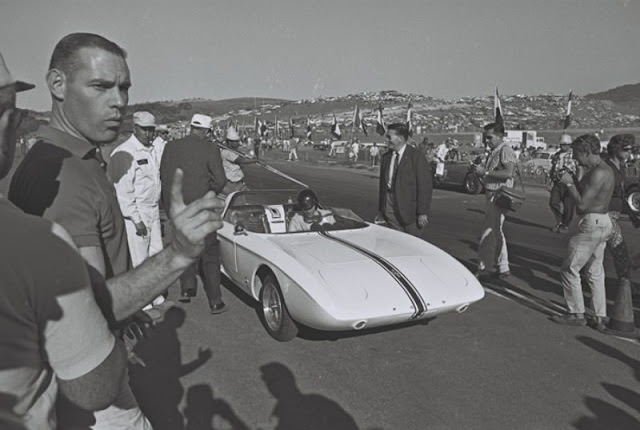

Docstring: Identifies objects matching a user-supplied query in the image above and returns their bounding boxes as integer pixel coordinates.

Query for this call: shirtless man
[551,134,614,328]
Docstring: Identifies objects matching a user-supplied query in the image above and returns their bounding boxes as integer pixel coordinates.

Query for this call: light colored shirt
[370,146,380,157]
[484,142,516,191]
[436,143,449,161]
[220,148,245,182]
[288,209,336,232]
[109,135,163,224]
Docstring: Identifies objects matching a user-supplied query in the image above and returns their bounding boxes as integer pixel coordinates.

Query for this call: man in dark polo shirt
[0,52,127,430]
[160,113,228,313]
[9,33,224,429]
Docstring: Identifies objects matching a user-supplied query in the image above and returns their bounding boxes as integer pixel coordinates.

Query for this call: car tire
[534,166,545,176]
[259,274,298,342]
[463,172,482,194]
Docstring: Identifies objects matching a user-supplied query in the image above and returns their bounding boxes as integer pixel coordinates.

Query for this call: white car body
[218,190,485,333]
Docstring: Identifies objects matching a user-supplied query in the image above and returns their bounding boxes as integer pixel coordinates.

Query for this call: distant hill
[586,83,640,103]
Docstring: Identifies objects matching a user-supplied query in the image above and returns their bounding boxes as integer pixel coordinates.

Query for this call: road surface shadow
[260,362,360,430]
[130,307,212,430]
[183,384,249,430]
[572,336,640,429]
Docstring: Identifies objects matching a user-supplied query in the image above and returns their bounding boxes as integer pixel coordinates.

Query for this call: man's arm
[108,151,143,227]
[80,169,224,321]
[46,224,127,411]
[415,150,432,217]
[562,169,607,212]
[208,145,227,193]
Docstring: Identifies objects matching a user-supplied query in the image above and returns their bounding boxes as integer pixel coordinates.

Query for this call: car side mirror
[234,223,248,236]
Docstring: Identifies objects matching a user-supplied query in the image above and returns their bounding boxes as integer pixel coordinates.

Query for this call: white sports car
[218,189,485,341]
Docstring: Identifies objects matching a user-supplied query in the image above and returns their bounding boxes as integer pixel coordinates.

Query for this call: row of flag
[492,87,572,131]
[243,90,573,140]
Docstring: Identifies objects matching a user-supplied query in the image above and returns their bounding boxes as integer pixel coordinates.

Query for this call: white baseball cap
[226,126,240,141]
[559,133,572,145]
[133,111,156,128]
[191,114,213,129]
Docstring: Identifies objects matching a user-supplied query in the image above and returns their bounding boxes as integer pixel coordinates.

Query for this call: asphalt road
[123,160,640,430]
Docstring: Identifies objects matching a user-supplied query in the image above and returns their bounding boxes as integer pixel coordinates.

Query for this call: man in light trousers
[551,134,614,328]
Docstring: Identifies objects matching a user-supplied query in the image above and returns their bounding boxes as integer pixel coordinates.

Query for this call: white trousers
[478,191,509,273]
[124,211,163,267]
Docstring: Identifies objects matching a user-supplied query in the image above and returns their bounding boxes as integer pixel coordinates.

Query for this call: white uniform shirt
[436,143,449,161]
[288,209,336,232]
[108,135,162,224]
[221,148,245,182]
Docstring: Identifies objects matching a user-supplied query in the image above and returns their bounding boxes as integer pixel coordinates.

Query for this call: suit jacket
[378,144,433,226]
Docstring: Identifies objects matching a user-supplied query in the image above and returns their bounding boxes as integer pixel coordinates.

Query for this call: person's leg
[549,183,563,226]
[561,185,575,227]
[559,217,605,315]
[201,233,223,308]
[180,262,198,298]
[478,193,496,273]
[584,240,608,318]
[607,214,631,280]
[492,201,510,274]
[124,219,149,268]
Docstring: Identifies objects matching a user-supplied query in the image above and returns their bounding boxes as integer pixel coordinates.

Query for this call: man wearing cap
[108,112,166,309]
[8,33,224,429]
[220,126,257,197]
[160,113,228,313]
[0,53,131,430]
[549,133,577,233]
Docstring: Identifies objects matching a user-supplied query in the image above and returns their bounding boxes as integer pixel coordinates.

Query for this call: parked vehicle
[433,147,486,194]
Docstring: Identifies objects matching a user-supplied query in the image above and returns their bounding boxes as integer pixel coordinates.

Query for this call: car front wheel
[260,274,298,342]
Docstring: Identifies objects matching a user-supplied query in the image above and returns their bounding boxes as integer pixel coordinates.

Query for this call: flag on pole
[375,105,386,136]
[494,87,504,131]
[406,102,414,136]
[259,120,268,137]
[289,117,294,138]
[275,115,279,138]
[563,90,573,130]
[360,111,368,136]
[306,117,313,139]
[352,105,361,130]
[331,114,342,139]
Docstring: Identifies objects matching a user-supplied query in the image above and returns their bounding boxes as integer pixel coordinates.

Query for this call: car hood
[266,226,483,314]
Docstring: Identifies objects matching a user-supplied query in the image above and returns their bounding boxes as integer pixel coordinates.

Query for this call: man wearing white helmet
[108,111,166,311]
[549,133,577,232]
[220,126,257,197]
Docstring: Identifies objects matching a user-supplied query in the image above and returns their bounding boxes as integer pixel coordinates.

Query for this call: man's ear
[46,68,66,101]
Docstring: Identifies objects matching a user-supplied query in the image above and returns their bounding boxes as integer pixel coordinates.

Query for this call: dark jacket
[378,144,433,225]
[603,156,626,213]
[160,134,226,211]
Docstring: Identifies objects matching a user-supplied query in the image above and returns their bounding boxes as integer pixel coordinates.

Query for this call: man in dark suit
[375,123,432,237]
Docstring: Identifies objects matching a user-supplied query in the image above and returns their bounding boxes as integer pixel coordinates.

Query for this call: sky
[2,0,639,111]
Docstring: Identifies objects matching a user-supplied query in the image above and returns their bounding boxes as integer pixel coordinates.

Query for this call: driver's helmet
[297,189,318,211]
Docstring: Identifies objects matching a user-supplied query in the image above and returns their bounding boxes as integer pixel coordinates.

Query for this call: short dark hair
[483,122,505,135]
[607,134,636,155]
[572,134,601,155]
[386,123,409,140]
[49,33,127,79]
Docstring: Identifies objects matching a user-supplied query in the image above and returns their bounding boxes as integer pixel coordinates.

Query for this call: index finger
[170,168,185,211]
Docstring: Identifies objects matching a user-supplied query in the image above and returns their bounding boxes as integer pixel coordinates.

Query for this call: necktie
[387,151,398,190]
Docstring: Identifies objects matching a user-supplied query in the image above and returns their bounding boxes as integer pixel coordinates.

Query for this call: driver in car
[288,189,336,232]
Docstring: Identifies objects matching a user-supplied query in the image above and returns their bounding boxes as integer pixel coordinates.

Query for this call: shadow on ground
[572,336,640,429]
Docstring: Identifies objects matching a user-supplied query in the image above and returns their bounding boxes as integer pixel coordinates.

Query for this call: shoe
[475,270,492,281]
[179,290,196,303]
[493,271,512,280]
[588,316,608,332]
[550,313,587,326]
[558,224,569,233]
[551,223,561,233]
[210,302,228,314]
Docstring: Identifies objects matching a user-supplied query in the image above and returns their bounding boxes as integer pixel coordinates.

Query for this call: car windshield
[224,190,368,234]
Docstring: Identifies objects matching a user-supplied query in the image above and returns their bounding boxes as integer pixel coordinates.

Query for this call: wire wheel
[259,274,298,341]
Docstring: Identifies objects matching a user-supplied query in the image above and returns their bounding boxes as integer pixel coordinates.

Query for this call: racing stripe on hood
[319,230,427,318]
